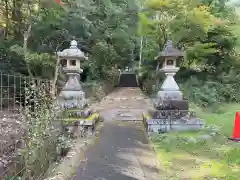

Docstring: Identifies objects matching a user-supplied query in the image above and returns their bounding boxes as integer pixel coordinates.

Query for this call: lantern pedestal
[143,40,205,135]
[57,40,99,138]
[157,69,182,101]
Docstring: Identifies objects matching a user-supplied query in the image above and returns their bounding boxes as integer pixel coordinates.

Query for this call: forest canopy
[0,0,240,106]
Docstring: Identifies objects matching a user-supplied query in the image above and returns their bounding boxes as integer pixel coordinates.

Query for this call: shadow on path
[73,121,159,180]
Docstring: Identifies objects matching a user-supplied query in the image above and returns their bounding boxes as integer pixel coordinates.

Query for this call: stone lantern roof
[155,40,184,67]
[57,40,87,60]
[158,40,183,57]
[155,40,183,62]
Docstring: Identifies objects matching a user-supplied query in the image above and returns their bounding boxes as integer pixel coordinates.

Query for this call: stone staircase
[117,72,138,87]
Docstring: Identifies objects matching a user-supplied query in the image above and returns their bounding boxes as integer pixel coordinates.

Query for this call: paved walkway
[73,88,159,180]
[94,88,152,121]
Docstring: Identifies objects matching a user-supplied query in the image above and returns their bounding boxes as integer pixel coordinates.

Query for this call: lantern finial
[166,40,173,48]
[70,40,78,48]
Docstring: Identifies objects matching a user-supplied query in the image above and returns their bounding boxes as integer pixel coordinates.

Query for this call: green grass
[151,103,240,180]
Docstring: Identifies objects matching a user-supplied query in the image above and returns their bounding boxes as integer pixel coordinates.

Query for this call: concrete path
[73,88,159,180]
[94,88,152,121]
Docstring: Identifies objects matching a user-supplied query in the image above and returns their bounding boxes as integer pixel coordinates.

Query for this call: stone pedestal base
[154,99,189,112]
[143,112,205,134]
[157,90,182,101]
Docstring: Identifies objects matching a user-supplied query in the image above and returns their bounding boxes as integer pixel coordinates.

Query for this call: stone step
[117,117,142,121]
[98,109,146,121]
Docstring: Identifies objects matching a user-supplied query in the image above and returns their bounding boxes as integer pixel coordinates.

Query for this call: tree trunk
[23,25,33,77]
[12,0,23,40]
[4,0,9,38]
[51,56,61,95]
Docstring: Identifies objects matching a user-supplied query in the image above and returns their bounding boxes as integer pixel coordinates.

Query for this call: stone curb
[43,142,87,180]
[143,127,161,171]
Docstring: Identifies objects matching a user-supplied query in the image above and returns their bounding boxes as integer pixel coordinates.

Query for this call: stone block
[146,116,205,134]
[0,162,5,176]
[170,100,189,110]
[157,90,182,101]
[154,99,189,114]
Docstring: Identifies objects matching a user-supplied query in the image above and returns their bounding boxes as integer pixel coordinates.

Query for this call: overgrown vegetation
[151,103,240,179]
[18,81,65,179]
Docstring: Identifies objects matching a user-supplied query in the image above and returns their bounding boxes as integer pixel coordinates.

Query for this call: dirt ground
[0,108,26,175]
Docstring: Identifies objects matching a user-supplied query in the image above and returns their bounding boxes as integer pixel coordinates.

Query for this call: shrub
[180,71,240,107]
[17,80,66,179]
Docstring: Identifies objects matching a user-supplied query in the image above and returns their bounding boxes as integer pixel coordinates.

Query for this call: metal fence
[0,72,57,180]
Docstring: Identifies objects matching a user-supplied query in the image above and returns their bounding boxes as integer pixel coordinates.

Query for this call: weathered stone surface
[92,88,151,121]
[154,40,190,120]
[0,161,5,176]
[58,40,88,110]
[146,116,205,134]
[149,39,204,133]
[57,40,86,60]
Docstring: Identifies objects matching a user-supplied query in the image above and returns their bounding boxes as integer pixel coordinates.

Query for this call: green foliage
[201,0,237,20]
[181,70,240,107]
[0,0,139,81]
[150,104,240,179]
[184,42,217,67]
[138,0,240,108]
[181,77,222,107]
[17,81,66,178]
[232,7,240,52]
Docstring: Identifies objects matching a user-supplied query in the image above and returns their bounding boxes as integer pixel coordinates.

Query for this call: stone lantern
[143,40,205,134]
[56,40,100,137]
[57,40,87,109]
[155,40,188,110]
